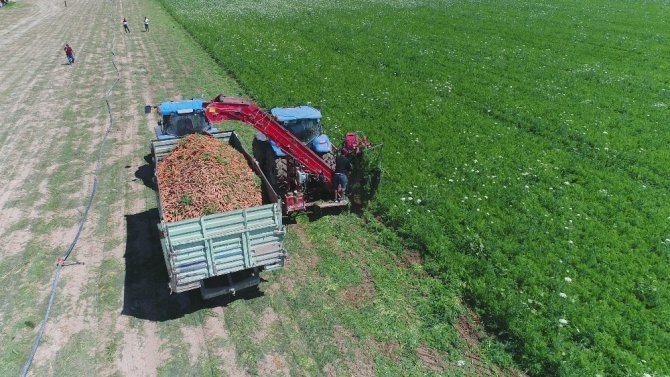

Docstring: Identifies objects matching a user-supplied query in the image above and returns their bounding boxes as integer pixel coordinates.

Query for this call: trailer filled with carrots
[151,131,285,299]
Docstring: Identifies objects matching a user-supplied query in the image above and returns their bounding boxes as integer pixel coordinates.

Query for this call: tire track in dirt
[27,0,166,372]
[13,0,123,373]
[0,1,139,375]
[0,0,70,223]
[101,1,242,375]
[94,1,170,375]
[52,0,211,374]
[115,2,177,376]
[0,0,102,238]
[0,0,115,336]
[0,0,58,48]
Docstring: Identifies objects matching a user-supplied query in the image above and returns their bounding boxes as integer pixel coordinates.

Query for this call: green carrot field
[159,0,669,375]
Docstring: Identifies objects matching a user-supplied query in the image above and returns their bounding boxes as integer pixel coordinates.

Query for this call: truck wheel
[322,152,336,170]
[266,155,288,196]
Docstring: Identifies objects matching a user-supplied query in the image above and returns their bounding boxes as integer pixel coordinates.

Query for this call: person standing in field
[122,17,130,33]
[64,43,75,64]
[144,17,149,32]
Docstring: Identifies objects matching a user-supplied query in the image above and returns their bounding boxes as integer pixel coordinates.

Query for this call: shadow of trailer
[151,131,286,299]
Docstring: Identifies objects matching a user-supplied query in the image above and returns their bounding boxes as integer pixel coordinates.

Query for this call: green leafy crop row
[158,0,670,375]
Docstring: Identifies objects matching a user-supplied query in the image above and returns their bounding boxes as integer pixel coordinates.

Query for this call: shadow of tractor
[130,154,156,191]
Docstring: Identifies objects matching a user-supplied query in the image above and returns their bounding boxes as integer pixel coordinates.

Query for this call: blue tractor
[148,98,219,139]
[147,96,382,211]
[252,106,336,196]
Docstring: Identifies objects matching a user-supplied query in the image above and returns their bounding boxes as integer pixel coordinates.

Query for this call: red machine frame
[204,96,337,213]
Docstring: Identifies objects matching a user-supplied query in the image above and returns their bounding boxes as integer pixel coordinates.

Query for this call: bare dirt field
[0,0,520,376]
[0,0,247,375]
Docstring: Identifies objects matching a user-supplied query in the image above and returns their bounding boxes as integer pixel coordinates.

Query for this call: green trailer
[151,131,286,299]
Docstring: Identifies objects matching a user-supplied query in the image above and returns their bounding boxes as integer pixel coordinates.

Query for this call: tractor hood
[271,106,321,122]
[159,98,205,116]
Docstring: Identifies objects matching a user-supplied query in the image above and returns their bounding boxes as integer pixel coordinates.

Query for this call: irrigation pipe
[20,1,120,375]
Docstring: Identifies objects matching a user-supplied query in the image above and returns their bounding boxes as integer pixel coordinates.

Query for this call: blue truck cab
[154,98,219,139]
[259,106,332,157]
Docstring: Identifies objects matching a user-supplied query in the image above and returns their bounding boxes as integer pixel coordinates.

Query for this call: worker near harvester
[334,151,351,202]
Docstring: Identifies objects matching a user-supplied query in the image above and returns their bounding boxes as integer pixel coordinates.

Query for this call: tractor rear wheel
[266,154,288,196]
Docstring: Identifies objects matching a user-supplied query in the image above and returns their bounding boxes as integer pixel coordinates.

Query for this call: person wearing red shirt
[64,44,75,64]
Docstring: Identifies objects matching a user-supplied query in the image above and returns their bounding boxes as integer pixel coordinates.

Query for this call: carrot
[157,134,263,222]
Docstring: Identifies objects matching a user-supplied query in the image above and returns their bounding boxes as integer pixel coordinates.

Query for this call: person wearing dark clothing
[122,18,130,33]
[144,17,149,32]
[64,44,74,64]
[334,153,351,201]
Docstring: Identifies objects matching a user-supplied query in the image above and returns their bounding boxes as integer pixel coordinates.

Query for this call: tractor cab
[252,105,336,200]
[269,106,332,155]
[151,98,218,139]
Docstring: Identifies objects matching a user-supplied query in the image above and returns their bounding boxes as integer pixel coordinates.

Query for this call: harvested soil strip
[157,134,262,222]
